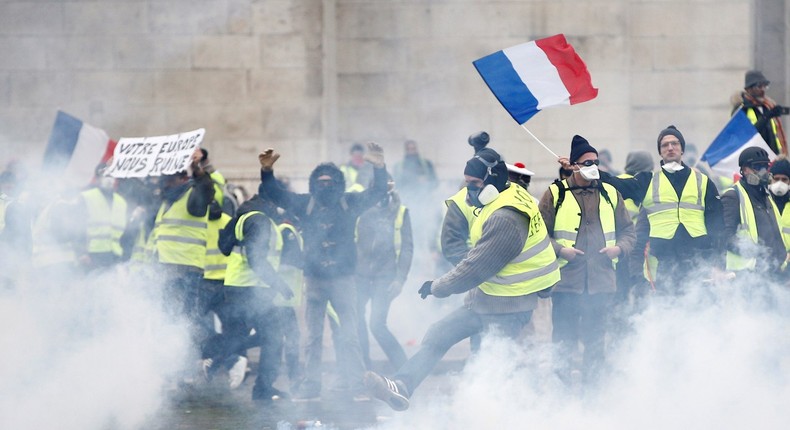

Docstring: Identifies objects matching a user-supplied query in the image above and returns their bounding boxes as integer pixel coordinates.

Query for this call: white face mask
[662,161,685,173]
[578,165,600,181]
[769,180,789,196]
[98,176,115,191]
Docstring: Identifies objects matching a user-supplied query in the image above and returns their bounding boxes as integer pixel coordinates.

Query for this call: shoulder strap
[552,179,567,213]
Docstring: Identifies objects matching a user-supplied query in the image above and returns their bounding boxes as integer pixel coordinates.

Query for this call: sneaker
[252,386,289,402]
[363,371,409,411]
[201,358,214,381]
[291,381,321,402]
[228,356,248,389]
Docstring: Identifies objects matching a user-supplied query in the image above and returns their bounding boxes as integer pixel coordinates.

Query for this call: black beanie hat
[569,135,597,163]
[656,125,686,154]
[464,148,508,191]
[770,156,790,177]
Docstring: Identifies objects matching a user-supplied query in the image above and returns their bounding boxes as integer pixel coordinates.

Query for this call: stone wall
[0,0,780,193]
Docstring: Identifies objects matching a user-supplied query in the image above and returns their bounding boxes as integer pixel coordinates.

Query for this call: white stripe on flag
[503,42,570,110]
[710,134,774,179]
[64,122,110,185]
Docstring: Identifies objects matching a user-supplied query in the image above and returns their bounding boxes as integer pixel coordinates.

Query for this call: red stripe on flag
[535,34,598,105]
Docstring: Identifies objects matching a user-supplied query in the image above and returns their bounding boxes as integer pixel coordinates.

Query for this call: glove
[258,148,281,171]
[537,286,553,299]
[364,142,385,168]
[418,280,433,299]
[387,281,403,301]
[277,285,295,301]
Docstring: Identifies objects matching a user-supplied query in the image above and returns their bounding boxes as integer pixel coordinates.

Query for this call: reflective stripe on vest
[469,184,559,296]
[394,205,406,261]
[81,188,127,256]
[642,169,708,239]
[153,188,208,269]
[203,213,232,280]
[224,211,283,288]
[746,107,783,154]
[549,179,619,269]
[726,183,782,271]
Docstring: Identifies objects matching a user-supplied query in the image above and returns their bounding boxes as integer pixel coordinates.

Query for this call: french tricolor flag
[473,34,598,124]
[701,110,775,178]
[43,111,116,185]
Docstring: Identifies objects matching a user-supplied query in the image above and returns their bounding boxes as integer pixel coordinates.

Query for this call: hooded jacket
[259,162,387,278]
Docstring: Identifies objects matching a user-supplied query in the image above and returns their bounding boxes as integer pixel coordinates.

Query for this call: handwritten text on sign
[106,129,204,178]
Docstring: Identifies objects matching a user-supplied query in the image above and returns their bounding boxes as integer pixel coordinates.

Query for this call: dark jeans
[551,291,613,383]
[356,276,407,371]
[275,306,301,385]
[394,306,532,394]
[302,275,366,390]
[204,287,284,395]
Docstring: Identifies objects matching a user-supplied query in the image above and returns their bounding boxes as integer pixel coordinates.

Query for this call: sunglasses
[574,159,600,167]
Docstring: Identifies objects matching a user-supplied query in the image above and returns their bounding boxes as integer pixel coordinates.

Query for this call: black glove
[768,105,784,118]
[418,281,433,299]
[537,286,553,299]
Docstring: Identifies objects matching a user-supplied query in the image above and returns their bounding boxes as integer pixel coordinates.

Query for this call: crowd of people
[1,69,789,412]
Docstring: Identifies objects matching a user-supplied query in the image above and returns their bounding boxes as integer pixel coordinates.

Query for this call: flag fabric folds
[473,34,598,124]
[43,110,115,185]
[701,110,775,178]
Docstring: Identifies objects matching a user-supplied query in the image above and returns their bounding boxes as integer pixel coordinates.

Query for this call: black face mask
[314,182,342,205]
[466,184,484,208]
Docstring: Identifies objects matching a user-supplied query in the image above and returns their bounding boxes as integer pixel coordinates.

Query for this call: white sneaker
[228,356,248,389]
[201,358,214,381]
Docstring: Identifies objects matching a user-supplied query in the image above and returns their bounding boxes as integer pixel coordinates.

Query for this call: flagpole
[520,124,559,158]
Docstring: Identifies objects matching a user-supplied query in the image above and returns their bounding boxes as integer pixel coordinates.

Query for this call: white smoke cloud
[373,280,790,429]
[0,267,191,430]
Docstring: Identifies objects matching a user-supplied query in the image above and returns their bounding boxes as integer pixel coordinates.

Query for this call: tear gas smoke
[0,267,192,430]
[373,273,790,430]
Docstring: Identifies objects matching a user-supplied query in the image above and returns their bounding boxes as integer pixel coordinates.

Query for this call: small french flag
[701,110,775,178]
[473,34,598,124]
[43,111,115,185]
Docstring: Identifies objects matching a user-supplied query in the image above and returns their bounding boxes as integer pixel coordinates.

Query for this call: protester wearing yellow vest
[542,135,636,386]
[768,157,790,256]
[339,143,373,192]
[734,70,788,156]
[355,185,413,370]
[720,148,786,276]
[202,194,294,401]
[153,165,214,357]
[76,173,130,271]
[365,148,558,412]
[634,125,725,293]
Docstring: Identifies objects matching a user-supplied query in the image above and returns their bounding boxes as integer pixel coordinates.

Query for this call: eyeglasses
[574,159,600,167]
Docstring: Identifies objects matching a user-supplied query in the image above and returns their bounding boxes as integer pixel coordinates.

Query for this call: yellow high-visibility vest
[81,188,127,256]
[153,189,208,269]
[549,179,619,269]
[642,169,708,239]
[745,107,784,154]
[469,184,559,296]
[616,173,641,221]
[203,212,232,280]
[224,211,283,287]
[274,222,304,307]
[726,182,782,271]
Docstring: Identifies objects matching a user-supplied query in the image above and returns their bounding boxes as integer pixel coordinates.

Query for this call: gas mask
[745,167,771,186]
[466,183,499,208]
[661,161,685,173]
[769,180,789,196]
[578,164,600,181]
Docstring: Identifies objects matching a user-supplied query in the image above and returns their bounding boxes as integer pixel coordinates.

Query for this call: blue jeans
[356,276,407,370]
[394,306,532,394]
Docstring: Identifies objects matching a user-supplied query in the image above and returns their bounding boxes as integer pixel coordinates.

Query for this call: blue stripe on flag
[473,50,540,124]
[43,111,83,172]
[701,111,758,167]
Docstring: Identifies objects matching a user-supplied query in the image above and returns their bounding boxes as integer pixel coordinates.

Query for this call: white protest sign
[106,128,205,178]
